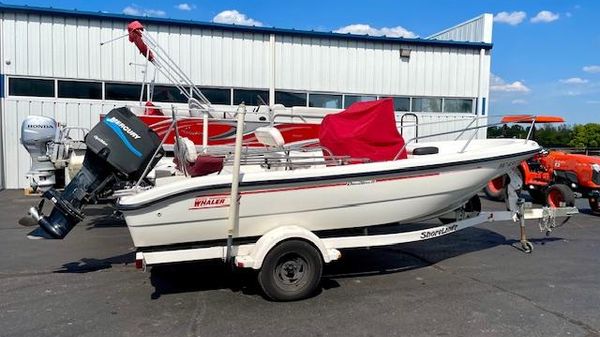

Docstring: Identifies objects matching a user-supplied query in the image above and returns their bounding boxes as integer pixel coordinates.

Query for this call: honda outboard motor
[20,116,60,191]
[28,107,163,239]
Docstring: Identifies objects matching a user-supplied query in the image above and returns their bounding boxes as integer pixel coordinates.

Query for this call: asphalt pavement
[0,189,599,337]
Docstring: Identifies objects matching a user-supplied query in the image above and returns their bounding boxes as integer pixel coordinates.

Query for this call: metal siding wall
[428,14,492,43]
[0,101,4,190]
[275,39,480,97]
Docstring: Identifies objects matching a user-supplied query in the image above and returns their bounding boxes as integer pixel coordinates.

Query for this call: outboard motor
[20,116,60,191]
[27,107,163,239]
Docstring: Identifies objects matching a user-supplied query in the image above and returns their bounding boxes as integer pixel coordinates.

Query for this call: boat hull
[119,139,540,249]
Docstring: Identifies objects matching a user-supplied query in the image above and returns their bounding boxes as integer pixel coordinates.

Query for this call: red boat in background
[136,114,321,147]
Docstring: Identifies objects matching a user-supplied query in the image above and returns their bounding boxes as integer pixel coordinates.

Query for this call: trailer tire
[258,240,323,301]
[545,184,575,208]
[484,175,507,201]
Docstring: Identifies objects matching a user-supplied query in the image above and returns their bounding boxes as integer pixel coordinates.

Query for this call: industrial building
[0,4,493,189]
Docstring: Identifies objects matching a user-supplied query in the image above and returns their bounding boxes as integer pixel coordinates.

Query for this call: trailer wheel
[545,184,575,208]
[589,197,600,214]
[258,240,323,301]
[528,189,546,204]
[484,175,507,201]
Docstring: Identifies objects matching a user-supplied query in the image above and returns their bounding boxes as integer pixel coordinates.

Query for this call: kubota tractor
[484,115,600,214]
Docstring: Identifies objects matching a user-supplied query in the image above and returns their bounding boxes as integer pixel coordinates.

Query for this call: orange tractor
[484,116,600,213]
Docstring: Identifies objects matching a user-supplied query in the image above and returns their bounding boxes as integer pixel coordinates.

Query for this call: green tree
[568,124,600,148]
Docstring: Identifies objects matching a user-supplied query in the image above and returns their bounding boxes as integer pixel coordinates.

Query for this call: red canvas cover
[318,98,407,162]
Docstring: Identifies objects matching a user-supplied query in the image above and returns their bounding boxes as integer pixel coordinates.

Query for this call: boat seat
[412,147,439,155]
[255,126,285,147]
[175,137,224,177]
[178,137,198,163]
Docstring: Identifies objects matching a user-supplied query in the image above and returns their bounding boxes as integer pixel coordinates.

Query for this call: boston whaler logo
[420,224,458,239]
[190,195,231,209]
[105,117,141,139]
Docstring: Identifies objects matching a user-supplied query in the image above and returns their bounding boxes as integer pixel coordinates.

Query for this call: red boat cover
[127,21,155,62]
[318,98,407,162]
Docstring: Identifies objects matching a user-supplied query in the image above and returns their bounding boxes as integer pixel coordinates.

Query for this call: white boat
[119,138,540,249]
[25,99,578,301]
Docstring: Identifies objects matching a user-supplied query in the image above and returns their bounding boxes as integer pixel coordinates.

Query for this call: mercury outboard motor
[20,116,60,191]
[27,107,163,239]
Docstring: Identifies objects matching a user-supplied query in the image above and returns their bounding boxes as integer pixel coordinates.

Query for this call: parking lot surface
[0,189,599,337]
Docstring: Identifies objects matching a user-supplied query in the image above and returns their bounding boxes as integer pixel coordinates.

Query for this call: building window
[8,78,54,97]
[444,98,473,113]
[344,95,376,108]
[412,97,442,112]
[105,83,146,101]
[152,85,188,103]
[196,88,231,105]
[309,93,342,109]
[233,89,269,106]
[57,80,102,99]
[381,96,410,112]
[275,91,307,107]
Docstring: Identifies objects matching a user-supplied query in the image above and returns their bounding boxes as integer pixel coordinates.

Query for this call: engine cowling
[27,107,164,239]
[20,116,60,191]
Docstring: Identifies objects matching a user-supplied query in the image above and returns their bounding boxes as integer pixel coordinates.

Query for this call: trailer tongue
[27,107,163,239]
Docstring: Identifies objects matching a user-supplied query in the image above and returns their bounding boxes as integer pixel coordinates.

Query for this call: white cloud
[583,65,600,73]
[213,10,262,26]
[122,5,166,17]
[176,3,193,11]
[512,99,528,104]
[566,12,573,18]
[493,11,527,26]
[531,10,559,23]
[122,6,140,15]
[490,74,531,92]
[560,77,588,84]
[334,24,417,38]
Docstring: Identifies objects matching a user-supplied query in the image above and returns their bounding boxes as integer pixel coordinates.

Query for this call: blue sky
[4,0,600,123]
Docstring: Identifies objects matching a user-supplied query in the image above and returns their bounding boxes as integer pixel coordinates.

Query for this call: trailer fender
[234,225,341,269]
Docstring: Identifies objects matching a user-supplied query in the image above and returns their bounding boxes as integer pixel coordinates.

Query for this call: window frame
[275,90,308,107]
[308,92,343,109]
[232,88,270,106]
[7,77,56,98]
[57,79,103,100]
[442,97,475,114]
[104,82,147,102]
[195,87,232,105]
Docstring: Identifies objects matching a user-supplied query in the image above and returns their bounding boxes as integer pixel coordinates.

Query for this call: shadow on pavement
[55,252,135,273]
[85,212,127,230]
[54,227,566,299]
[147,227,566,299]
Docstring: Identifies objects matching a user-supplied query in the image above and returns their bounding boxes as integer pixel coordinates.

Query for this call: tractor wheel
[484,175,507,201]
[545,184,575,208]
[528,189,546,204]
[589,197,600,214]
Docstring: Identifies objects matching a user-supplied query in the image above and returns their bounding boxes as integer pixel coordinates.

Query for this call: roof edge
[0,3,493,50]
